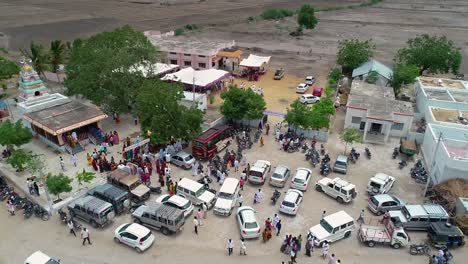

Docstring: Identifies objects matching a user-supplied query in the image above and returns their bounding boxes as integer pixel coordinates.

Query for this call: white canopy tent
[239,54,271,68]
[129,62,179,77]
[161,67,229,88]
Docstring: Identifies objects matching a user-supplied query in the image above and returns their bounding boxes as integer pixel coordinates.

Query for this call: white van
[214,178,240,216]
[389,204,449,231]
[176,178,216,209]
[24,251,60,264]
[309,210,355,246]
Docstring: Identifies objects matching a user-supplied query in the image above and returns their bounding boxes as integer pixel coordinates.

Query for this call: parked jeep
[107,169,150,202]
[88,183,131,214]
[67,195,115,228]
[315,177,357,203]
[132,203,185,235]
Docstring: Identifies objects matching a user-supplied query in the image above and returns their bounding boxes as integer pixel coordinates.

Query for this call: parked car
[299,94,321,104]
[296,83,309,93]
[107,169,150,202]
[88,183,130,214]
[389,204,449,231]
[358,218,409,248]
[312,86,323,97]
[290,167,312,191]
[214,178,240,216]
[171,151,196,169]
[24,251,60,264]
[274,68,285,80]
[67,195,115,228]
[114,223,155,253]
[236,206,261,239]
[428,222,465,248]
[368,194,405,215]
[309,210,355,246]
[248,160,271,185]
[333,155,348,174]
[132,203,185,235]
[315,177,357,203]
[155,194,193,218]
[305,76,315,85]
[269,165,291,188]
[176,178,216,208]
[367,173,395,195]
[279,189,303,216]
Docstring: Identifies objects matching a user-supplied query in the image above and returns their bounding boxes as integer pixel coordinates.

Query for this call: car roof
[25,251,51,264]
[371,173,392,184]
[126,223,151,237]
[301,94,315,98]
[430,222,464,236]
[324,210,354,227]
[294,168,311,180]
[336,155,348,162]
[284,189,303,203]
[332,178,355,190]
[238,206,256,222]
[168,195,190,205]
[274,165,289,175]
[306,76,314,79]
[71,195,111,212]
[178,178,203,191]
[251,160,270,171]
[298,83,306,86]
[405,204,448,217]
[174,151,191,158]
[219,178,239,194]
[89,183,127,199]
[373,194,395,203]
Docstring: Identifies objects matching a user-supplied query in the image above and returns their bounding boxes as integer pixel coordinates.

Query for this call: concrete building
[421,123,468,184]
[345,80,414,144]
[415,77,468,114]
[145,31,240,71]
[352,59,393,87]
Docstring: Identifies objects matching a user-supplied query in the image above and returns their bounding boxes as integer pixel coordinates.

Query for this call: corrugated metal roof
[352,59,393,80]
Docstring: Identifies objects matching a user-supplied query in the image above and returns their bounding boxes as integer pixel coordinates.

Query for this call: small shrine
[18,59,48,101]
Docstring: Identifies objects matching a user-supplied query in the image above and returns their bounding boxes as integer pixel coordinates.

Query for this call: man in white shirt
[81,228,91,245]
[240,238,247,255]
[227,239,234,255]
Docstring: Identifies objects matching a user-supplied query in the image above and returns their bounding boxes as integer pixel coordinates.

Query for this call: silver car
[269,165,291,187]
[368,194,405,215]
[333,155,348,174]
[171,151,195,169]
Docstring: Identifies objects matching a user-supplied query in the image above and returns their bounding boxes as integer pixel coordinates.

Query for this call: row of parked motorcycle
[0,176,50,221]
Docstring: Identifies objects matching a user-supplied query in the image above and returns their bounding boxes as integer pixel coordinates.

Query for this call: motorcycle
[399,160,408,169]
[33,204,50,221]
[58,209,68,224]
[409,242,430,256]
[23,202,34,219]
[365,147,371,159]
[392,147,399,159]
[321,154,331,164]
[271,189,281,205]
[348,153,356,164]
[301,143,309,153]
[351,148,360,160]
[320,163,330,176]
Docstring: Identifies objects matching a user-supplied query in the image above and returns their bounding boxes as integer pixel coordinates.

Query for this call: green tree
[20,41,49,76]
[284,100,313,129]
[309,98,335,129]
[339,128,361,154]
[390,63,419,96]
[65,26,158,114]
[7,149,33,171]
[328,68,342,83]
[0,120,33,148]
[337,39,375,76]
[136,80,203,144]
[76,169,96,185]
[45,173,73,199]
[245,89,267,121]
[396,34,462,75]
[220,86,249,121]
[49,40,67,82]
[297,4,318,30]
[365,70,379,84]
[0,56,20,81]
[25,155,45,178]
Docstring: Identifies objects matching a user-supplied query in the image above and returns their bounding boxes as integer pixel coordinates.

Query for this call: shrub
[174,28,184,36]
[261,9,294,20]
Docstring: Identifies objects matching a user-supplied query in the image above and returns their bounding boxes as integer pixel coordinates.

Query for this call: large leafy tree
[245,89,267,121]
[284,100,313,129]
[390,63,419,96]
[46,173,73,199]
[0,56,20,81]
[65,26,158,114]
[136,80,203,144]
[0,120,33,148]
[20,41,49,76]
[7,149,33,172]
[337,39,375,76]
[220,86,267,122]
[396,34,462,75]
[340,128,361,154]
[297,4,318,30]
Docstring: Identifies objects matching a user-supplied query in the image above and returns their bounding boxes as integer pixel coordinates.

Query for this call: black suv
[88,183,130,214]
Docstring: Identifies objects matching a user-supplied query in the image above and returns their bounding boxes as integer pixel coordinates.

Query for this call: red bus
[192,125,231,160]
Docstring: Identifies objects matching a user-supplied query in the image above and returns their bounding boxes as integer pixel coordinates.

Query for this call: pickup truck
[358,218,409,249]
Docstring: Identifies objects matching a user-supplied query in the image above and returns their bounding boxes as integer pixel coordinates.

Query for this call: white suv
[114,223,155,253]
[279,189,303,216]
[299,94,320,104]
[296,83,309,93]
[155,194,193,218]
[248,160,271,184]
[309,210,355,246]
[367,173,395,195]
[315,177,357,203]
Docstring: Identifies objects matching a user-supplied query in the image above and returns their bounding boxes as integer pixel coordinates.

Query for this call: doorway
[370,123,382,134]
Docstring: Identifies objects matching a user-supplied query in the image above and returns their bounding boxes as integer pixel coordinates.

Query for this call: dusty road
[2,111,467,264]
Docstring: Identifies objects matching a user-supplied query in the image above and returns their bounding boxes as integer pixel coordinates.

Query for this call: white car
[315,177,357,203]
[236,206,261,239]
[296,83,309,93]
[290,167,312,191]
[24,251,60,264]
[367,173,395,195]
[299,94,321,104]
[171,151,195,169]
[309,210,355,246]
[279,189,303,216]
[155,194,193,218]
[114,223,155,253]
[248,160,271,184]
[269,165,291,188]
[305,76,315,85]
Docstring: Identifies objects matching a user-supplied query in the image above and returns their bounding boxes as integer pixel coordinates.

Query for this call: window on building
[169,52,177,55]
[170,60,177,65]
[198,63,206,68]
[184,61,192,66]
[351,116,361,124]
[212,62,215,67]
[392,122,404,131]
[198,55,206,58]
[184,53,191,56]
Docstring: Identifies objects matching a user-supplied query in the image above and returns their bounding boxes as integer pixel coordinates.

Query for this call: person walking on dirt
[238,193,244,207]
[68,220,76,237]
[240,238,247,255]
[81,228,91,245]
[197,208,204,226]
[193,216,198,235]
[265,123,270,135]
[260,137,264,147]
[357,209,365,223]
[276,220,282,236]
[33,181,40,196]
[227,238,234,255]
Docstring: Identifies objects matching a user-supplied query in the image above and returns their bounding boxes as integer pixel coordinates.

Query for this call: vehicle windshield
[47,260,61,264]
[141,231,152,242]
[250,170,263,177]
[101,207,113,218]
[370,196,379,206]
[184,155,194,161]
[370,181,381,188]
[119,223,130,233]
[129,181,140,190]
[335,161,346,167]
[402,206,411,219]
[320,219,334,233]
[245,222,258,229]
[195,188,205,198]
[294,178,305,184]
[218,192,234,199]
[175,213,184,225]
[282,201,295,208]
[272,173,283,180]
[181,201,192,210]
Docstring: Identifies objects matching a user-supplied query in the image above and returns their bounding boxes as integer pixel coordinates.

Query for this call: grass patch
[261,9,294,20]
[318,0,384,12]
[174,24,199,36]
